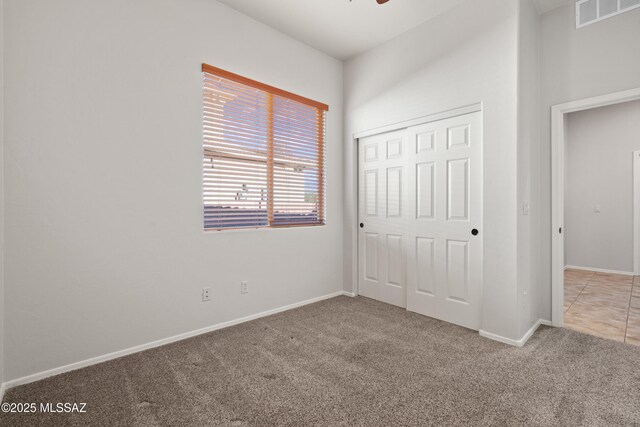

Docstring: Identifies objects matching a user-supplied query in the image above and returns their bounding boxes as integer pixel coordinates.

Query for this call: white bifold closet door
[405,112,482,330]
[358,129,407,308]
[358,112,482,330]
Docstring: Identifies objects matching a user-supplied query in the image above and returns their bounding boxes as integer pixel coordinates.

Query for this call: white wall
[344,0,522,340]
[517,0,541,336]
[539,3,640,319]
[564,100,640,273]
[3,0,344,382]
[0,0,5,390]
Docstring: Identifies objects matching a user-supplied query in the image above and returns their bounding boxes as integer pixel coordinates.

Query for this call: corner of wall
[516,0,543,339]
[339,59,352,296]
[0,0,5,395]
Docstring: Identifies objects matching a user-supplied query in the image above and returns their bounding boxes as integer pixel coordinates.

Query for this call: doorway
[551,88,640,344]
[357,110,483,330]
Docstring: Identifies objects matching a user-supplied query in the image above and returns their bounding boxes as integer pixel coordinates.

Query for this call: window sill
[204,223,326,234]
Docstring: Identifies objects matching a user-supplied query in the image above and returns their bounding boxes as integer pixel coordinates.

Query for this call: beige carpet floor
[2,296,640,426]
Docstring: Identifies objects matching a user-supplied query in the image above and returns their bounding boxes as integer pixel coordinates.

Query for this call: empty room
[562,100,640,343]
[0,0,639,426]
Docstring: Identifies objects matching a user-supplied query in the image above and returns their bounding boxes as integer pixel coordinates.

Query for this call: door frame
[551,87,640,327]
[351,103,482,298]
[634,150,640,276]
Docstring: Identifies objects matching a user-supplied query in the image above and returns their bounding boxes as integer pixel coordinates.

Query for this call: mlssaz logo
[40,403,87,413]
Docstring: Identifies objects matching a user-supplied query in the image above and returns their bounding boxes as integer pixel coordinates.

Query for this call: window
[576,0,640,28]
[202,64,328,230]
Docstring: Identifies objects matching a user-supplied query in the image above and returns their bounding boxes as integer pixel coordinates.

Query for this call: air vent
[577,0,640,28]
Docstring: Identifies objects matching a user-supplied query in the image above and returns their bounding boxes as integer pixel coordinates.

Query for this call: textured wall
[3,0,344,381]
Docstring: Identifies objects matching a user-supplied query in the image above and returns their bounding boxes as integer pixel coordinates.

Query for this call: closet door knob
[360,223,364,228]
[471,229,479,236]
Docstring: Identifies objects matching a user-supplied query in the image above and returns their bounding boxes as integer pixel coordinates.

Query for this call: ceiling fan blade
[377,0,390,4]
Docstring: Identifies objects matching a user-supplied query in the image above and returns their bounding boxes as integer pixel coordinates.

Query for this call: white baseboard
[342,291,356,297]
[480,318,552,347]
[0,383,5,403]
[564,265,635,276]
[3,290,351,391]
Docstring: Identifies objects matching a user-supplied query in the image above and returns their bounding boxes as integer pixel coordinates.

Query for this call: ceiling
[533,0,573,14]
[216,0,572,61]
[216,0,469,60]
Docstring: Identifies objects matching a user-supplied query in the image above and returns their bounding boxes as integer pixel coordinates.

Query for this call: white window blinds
[202,64,328,230]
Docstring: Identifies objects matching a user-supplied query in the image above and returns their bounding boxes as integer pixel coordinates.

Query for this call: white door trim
[551,87,640,327]
[634,150,640,276]
[351,104,482,299]
[354,103,482,140]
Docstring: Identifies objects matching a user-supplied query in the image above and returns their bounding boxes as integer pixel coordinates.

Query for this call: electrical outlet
[241,281,249,294]
[202,287,211,302]
[522,291,527,307]
[522,201,530,216]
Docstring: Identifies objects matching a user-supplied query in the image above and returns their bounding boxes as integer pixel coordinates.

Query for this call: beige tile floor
[564,268,640,345]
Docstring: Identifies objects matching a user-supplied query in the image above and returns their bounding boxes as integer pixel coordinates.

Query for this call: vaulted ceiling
[216,0,468,60]
[216,0,572,60]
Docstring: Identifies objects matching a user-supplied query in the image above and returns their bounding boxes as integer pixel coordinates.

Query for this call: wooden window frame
[202,64,328,231]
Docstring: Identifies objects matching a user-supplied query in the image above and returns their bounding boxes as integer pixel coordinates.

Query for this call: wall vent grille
[576,0,640,28]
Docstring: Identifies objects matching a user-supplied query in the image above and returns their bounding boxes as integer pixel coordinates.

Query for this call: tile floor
[564,268,640,345]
